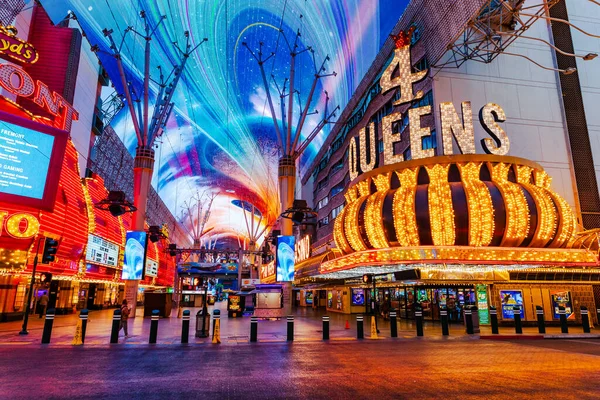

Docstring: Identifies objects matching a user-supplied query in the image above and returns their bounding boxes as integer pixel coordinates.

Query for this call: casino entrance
[370,284,476,323]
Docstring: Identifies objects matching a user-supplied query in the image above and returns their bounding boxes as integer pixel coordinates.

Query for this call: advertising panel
[276,235,295,282]
[85,234,119,268]
[0,111,67,211]
[145,258,158,277]
[122,231,148,280]
[550,290,574,320]
[476,284,490,324]
[305,291,313,305]
[499,290,524,319]
[351,288,365,306]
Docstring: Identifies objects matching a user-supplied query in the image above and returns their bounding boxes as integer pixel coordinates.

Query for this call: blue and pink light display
[40,0,408,243]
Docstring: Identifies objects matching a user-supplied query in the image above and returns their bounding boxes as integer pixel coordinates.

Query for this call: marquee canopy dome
[334,154,578,255]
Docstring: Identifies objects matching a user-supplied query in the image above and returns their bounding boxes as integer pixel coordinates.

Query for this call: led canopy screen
[276,235,295,282]
[0,111,67,211]
[122,231,148,280]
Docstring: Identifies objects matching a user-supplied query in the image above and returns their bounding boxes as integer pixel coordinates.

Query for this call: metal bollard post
[597,308,600,329]
[212,310,221,344]
[41,308,55,344]
[490,306,499,334]
[559,306,568,334]
[250,316,258,342]
[465,308,474,335]
[322,316,330,340]
[181,310,190,344]
[535,306,545,334]
[390,311,398,338]
[513,306,523,334]
[80,309,89,344]
[440,308,449,336]
[287,315,294,342]
[357,315,364,339]
[110,309,121,344]
[149,309,159,344]
[581,306,590,334]
[415,310,423,337]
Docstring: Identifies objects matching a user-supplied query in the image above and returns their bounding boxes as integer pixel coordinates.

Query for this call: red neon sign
[0,63,78,132]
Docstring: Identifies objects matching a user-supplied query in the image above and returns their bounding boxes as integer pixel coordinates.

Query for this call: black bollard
[415,310,423,337]
[322,316,330,340]
[559,306,568,334]
[597,308,600,329]
[80,309,89,344]
[181,310,190,344]
[250,316,258,342]
[41,308,55,344]
[513,306,523,334]
[581,306,590,334]
[535,305,545,334]
[390,311,398,338]
[490,306,499,334]
[440,308,449,336]
[149,309,159,344]
[465,308,474,335]
[110,309,121,344]
[357,315,364,339]
[287,315,294,341]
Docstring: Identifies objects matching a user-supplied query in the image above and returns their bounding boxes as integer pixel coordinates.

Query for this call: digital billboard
[85,234,119,268]
[351,289,365,306]
[276,235,295,282]
[0,111,67,211]
[122,231,148,280]
[499,290,524,319]
[145,258,158,277]
[550,290,574,320]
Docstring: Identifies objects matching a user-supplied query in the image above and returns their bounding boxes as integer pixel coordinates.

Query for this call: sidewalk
[1,302,598,346]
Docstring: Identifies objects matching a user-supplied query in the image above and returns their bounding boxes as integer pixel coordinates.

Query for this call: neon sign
[0,210,40,239]
[0,26,39,65]
[349,29,510,180]
[0,62,79,132]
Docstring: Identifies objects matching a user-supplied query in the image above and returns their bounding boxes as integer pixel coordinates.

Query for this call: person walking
[119,299,130,338]
[38,292,49,319]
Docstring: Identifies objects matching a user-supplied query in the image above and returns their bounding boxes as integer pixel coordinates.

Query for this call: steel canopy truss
[434,0,563,71]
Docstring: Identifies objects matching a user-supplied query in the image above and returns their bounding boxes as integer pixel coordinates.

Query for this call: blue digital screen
[499,290,524,319]
[0,121,54,199]
[276,235,295,282]
[352,289,365,306]
[122,231,148,280]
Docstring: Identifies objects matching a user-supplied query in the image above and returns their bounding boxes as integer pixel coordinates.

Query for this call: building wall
[567,0,600,212]
[432,5,578,210]
[68,19,100,176]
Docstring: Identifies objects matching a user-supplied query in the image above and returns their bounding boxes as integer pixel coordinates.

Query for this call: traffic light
[41,238,59,264]
[362,274,373,284]
[39,272,53,283]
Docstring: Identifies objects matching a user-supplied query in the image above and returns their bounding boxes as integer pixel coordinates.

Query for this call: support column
[278,156,295,315]
[126,146,155,320]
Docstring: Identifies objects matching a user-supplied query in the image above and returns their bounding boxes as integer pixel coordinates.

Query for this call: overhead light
[226,189,236,193]
[583,53,598,61]
[95,191,136,217]
[563,67,577,75]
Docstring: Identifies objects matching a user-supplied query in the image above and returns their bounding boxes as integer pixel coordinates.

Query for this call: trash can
[196,309,210,338]
[463,305,480,333]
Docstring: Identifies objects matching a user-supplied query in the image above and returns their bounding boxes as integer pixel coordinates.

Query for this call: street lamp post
[244,29,338,313]
[19,237,44,335]
[96,13,207,317]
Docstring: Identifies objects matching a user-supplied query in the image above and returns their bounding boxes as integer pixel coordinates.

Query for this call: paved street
[1,339,599,399]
